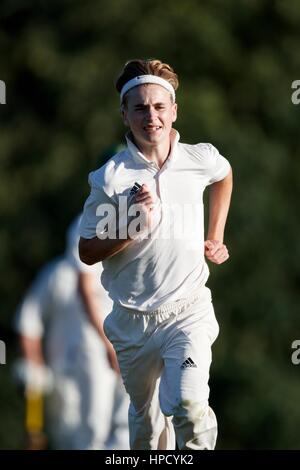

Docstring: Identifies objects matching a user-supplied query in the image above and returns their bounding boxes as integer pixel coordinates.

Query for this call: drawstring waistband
[121,287,211,317]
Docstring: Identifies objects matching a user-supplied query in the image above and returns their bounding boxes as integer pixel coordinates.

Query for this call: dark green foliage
[0,0,299,449]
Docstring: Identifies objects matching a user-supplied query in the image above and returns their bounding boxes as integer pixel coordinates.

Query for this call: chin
[144,132,164,143]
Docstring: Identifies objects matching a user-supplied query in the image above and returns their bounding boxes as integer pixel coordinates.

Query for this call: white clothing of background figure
[15,216,129,450]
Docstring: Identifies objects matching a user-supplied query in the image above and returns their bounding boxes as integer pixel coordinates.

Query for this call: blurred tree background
[0,0,300,449]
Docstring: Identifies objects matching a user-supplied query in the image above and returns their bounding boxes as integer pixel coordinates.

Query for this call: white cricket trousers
[104,286,219,450]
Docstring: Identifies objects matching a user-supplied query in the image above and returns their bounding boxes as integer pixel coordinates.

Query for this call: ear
[172,102,178,123]
[121,105,129,127]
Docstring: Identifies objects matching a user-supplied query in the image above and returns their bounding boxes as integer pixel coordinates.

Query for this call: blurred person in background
[14,215,130,450]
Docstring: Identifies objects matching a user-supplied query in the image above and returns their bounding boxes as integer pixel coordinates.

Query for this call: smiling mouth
[143,126,162,132]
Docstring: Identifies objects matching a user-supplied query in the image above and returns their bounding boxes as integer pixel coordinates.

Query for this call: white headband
[120,75,176,103]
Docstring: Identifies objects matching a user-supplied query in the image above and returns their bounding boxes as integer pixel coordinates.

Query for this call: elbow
[78,238,98,265]
[79,253,96,265]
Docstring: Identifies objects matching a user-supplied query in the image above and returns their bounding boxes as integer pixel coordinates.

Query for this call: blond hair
[116,59,179,104]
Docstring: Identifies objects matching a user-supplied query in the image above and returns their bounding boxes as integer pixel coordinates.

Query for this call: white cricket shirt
[79,130,231,311]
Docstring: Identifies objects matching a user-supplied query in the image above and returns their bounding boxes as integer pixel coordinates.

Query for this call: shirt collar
[125,129,180,169]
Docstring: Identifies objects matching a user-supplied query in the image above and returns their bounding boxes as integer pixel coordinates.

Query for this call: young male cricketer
[79,59,233,450]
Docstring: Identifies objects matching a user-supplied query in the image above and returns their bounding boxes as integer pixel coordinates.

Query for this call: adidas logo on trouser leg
[180,357,197,369]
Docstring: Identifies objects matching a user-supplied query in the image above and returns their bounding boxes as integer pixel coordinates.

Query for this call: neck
[144,140,171,169]
[131,132,173,169]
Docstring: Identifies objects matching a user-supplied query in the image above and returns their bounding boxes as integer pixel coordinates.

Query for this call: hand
[13,359,54,393]
[204,240,229,265]
[105,341,120,374]
[128,184,156,238]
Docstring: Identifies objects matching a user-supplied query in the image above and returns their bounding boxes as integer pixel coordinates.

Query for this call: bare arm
[78,271,120,373]
[79,184,154,265]
[205,169,233,264]
[20,335,44,366]
[79,236,133,265]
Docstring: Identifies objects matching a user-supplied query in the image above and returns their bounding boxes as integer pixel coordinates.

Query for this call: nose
[145,106,157,120]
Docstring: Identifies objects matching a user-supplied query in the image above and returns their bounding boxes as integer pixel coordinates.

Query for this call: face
[122,84,177,150]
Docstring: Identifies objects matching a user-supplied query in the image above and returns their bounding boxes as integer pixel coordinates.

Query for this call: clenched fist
[204,240,229,265]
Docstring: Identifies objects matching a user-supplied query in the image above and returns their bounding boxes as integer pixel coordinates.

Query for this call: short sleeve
[193,143,231,185]
[209,144,231,184]
[14,266,55,338]
[15,296,44,338]
[79,171,116,240]
[66,213,100,275]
